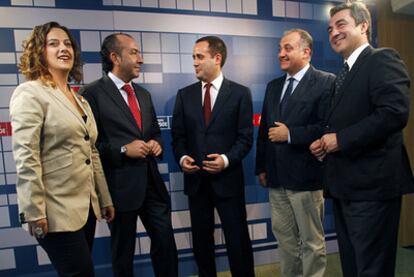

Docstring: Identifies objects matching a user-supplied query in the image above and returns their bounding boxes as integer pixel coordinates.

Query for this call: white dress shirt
[201,72,224,107]
[280,63,310,101]
[108,72,140,110]
[345,43,370,70]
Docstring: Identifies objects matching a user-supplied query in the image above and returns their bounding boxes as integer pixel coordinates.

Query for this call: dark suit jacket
[171,78,253,197]
[324,46,414,200]
[81,75,169,212]
[256,65,335,191]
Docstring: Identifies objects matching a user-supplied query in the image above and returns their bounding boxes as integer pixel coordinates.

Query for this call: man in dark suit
[310,2,413,277]
[256,29,334,277]
[171,36,255,277]
[81,33,177,277]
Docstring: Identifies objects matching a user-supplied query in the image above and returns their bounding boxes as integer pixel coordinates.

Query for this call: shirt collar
[286,63,310,82]
[202,72,224,91]
[108,72,133,90]
[345,43,370,70]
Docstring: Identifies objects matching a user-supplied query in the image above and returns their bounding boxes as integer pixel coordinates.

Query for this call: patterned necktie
[203,83,212,125]
[280,77,295,118]
[123,84,142,130]
[335,62,349,94]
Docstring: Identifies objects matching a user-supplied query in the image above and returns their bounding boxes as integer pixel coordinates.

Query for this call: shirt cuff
[288,130,291,144]
[179,155,188,167]
[221,154,229,168]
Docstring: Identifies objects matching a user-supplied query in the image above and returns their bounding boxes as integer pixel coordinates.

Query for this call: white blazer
[10,80,113,232]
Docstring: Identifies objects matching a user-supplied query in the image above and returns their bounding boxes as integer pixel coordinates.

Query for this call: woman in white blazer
[10,22,114,276]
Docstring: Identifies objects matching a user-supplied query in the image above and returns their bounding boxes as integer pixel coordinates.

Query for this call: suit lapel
[192,82,204,128]
[270,78,285,122]
[101,75,142,135]
[207,78,232,129]
[327,46,372,119]
[72,92,94,130]
[132,83,148,133]
[282,66,315,120]
[340,46,372,93]
[47,85,87,130]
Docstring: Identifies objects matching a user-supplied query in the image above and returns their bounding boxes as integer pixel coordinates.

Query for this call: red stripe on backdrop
[0,122,12,136]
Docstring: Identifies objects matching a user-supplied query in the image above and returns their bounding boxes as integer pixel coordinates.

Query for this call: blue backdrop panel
[0,0,377,276]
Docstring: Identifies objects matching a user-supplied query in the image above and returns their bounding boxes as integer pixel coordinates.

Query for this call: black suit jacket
[81,75,169,212]
[256,65,335,190]
[171,78,253,197]
[324,46,414,200]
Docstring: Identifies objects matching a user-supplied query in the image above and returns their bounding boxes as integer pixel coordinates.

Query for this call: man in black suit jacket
[171,36,255,277]
[81,33,177,277]
[310,2,413,277]
[256,29,334,277]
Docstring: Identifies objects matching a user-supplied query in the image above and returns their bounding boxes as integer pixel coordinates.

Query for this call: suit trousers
[109,171,178,277]
[188,178,255,277]
[333,197,402,277]
[269,187,326,277]
[37,207,96,277]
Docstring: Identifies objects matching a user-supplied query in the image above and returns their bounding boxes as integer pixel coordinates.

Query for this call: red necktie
[203,83,212,125]
[123,84,142,130]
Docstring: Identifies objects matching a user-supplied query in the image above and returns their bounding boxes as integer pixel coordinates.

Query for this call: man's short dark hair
[100,33,133,73]
[330,1,372,42]
[196,36,227,67]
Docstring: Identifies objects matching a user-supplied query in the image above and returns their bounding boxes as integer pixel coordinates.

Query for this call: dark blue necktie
[280,77,295,118]
[335,62,349,94]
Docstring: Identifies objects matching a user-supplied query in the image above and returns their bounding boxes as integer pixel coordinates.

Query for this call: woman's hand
[29,218,48,239]
[101,206,115,223]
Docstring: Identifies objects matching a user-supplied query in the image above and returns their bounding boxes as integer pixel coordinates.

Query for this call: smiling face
[328,8,369,59]
[193,41,221,83]
[45,27,74,76]
[278,31,310,75]
[111,34,143,83]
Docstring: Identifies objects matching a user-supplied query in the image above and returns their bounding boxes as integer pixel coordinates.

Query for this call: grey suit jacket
[10,80,113,232]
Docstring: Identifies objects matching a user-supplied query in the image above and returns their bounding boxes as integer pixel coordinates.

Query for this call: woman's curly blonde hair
[18,21,83,86]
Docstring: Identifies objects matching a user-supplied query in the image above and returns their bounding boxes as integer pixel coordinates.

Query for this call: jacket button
[85,159,91,165]
[84,135,90,141]
[325,125,330,129]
